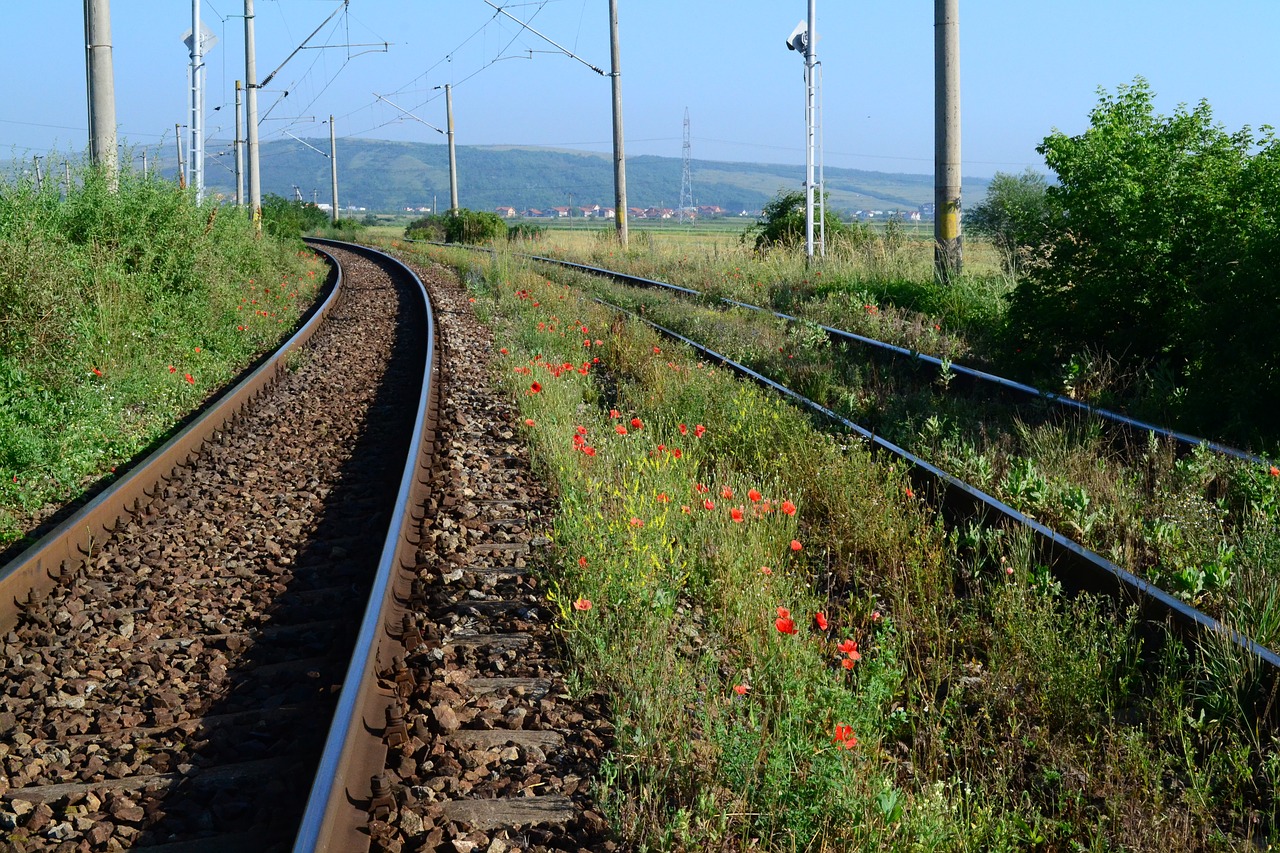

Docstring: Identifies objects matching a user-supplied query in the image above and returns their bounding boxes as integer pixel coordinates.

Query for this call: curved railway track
[0,241,615,852]
[418,242,1279,724]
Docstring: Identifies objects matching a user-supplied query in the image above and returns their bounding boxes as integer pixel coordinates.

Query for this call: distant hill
[185,138,993,217]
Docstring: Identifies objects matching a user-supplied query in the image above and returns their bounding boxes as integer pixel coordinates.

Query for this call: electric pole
[609,0,628,247]
[446,84,459,212]
[33,157,43,192]
[804,0,816,262]
[934,0,963,282]
[84,0,118,189]
[329,115,339,224]
[245,0,262,225]
[175,124,186,189]
[189,0,204,202]
[679,108,692,223]
[235,80,245,206]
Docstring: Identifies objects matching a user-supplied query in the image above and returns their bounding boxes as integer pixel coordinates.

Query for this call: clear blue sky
[2,1,1275,181]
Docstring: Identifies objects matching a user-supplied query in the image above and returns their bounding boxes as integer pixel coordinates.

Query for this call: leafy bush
[260,194,329,238]
[444,208,507,244]
[743,189,866,253]
[404,209,507,244]
[506,222,546,242]
[404,214,447,242]
[964,168,1053,274]
[1005,78,1280,443]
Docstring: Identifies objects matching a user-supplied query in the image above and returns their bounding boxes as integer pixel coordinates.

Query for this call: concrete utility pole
[608,0,628,247]
[175,123,186,188]
[445,84,459,212]
[934,0,963,282]
[329,115,339,224]
[245,0,262,224]
[235,81,245,206]
[84,0,118,189]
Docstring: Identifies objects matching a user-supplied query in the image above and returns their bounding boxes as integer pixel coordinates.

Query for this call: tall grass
[0,160,324,548]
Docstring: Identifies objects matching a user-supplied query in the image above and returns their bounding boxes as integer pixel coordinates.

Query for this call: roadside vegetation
[0,162,326,550]
[389,239,1278,850]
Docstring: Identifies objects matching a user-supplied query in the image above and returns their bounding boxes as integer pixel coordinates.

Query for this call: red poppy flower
[652,346,661,354]
[583,446,597,456]
[681,505,691,514]
[790,540,803,551]
[732,684,749,695]
[748,489,762,502]
[694,424,706,437]
[500,347,509,354]
[904,486,915,498]
[1271,466,1280,477]
[781,500,796,516]
[838,638,856,655]
[842,657,856,670]
[678,423,688,436]
[615,425,628,435]
[525,418,535,427]
[760,566,772,576]
[578,556,589,568]
[630,517,644,527]
[92,367,103,376]
[184,373,195,385]
[775,616,797,635]
[631,417,643,429]
[168,365,176,373]
[720,487,733,499]
[671,448,682,459]
[730,507,744,523]
[576,425,588,435]
[574,598,593,611]
[814,612,828,631]
[657,493,670,503]
[530,381,542,393]
[832,724,858,748]
[777,606,790,619]
[694,483,709,493]
[703,498,715,511]
[610,409,621,418]
[871,611,882,622]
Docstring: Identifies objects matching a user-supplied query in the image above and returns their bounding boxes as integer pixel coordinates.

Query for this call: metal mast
[188,0,204,202]
[804,0,816,261]
[679,108,692,222]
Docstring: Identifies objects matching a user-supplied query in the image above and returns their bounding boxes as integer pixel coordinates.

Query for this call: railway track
[412,242,1279,723]
[0,241,615,851]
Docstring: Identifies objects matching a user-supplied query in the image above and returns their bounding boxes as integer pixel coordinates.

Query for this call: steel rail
[528,254,1271,467]
[0,250,343,634]
[594,295,1280,723]
[290,238,440,853]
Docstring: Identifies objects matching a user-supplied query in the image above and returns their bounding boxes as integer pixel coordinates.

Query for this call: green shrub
[1005,78,1280,444]
[260,194,329,238]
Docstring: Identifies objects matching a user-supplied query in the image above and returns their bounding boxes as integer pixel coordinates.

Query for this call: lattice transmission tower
[678,107,693,223]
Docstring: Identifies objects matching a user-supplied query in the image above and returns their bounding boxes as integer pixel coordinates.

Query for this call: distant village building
[495,206,517,218]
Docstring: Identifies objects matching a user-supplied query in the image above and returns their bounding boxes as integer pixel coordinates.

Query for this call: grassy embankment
[389,236,1279,852]
[0,162,325,550]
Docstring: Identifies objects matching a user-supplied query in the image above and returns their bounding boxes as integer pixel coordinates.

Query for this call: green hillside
[202,138,989,217]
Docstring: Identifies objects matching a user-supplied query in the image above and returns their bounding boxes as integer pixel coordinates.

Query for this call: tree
[1004,78,1280,440]
[964,168,1052,274]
